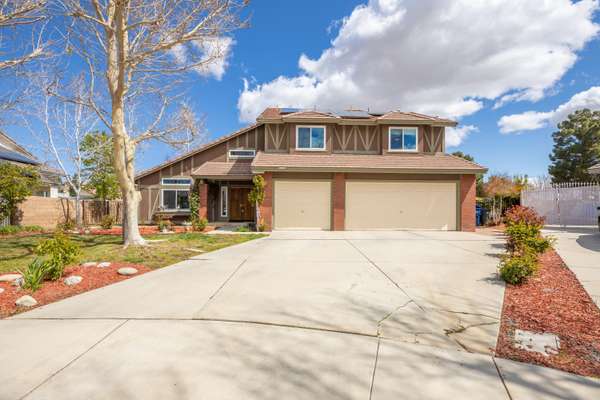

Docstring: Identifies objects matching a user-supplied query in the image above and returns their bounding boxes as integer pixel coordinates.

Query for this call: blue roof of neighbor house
[0,149,39,165]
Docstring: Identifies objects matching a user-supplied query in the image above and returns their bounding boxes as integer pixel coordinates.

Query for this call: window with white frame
[161,178,192,185]
[228,149,256,159]
[220,186,228,217]
[296,126,326,150]
[388,127,418,152]
[161,189,190,211]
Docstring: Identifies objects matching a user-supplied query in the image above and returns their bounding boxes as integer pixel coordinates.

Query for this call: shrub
[0,225,20,235]
[504,205,544,228]
[19,258,50,292]
[158,219,172,232]
[35,232,80,280]
[499,253,537,284]
[235,226,250,232]
[100,214,115,229]
[0,225,44,235]
[56,217,76,232]
[192,217,208,232]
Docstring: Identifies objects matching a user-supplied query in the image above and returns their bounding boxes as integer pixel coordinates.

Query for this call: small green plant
[499,253,537,284]
[235,225,250,232]
[257,219,266,232]
[100,214,115,229]
[56,217,76,232]
[193,217,208,232]
[18,258,50,292]
[35,232,81,280]
[248,175,266,231]
[158,219,172,232]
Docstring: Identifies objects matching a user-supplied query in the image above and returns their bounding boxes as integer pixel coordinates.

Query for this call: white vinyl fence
[521,182,600,226]
[1,215,8,227]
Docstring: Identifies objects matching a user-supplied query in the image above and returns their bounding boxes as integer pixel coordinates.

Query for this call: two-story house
[135,108,487,231]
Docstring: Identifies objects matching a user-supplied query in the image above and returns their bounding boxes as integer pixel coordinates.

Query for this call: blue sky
[4,0,600,179]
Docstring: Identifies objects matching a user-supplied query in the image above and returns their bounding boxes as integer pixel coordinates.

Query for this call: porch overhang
[191,161,253,181]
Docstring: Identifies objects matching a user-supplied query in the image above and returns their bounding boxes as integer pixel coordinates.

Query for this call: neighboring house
[135,108,487,231]
[0,131,64,197]
[590,163,600,175]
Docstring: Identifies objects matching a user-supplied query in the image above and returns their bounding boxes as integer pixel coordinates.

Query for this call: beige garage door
[346,181,457,230]
[274,179,331,230]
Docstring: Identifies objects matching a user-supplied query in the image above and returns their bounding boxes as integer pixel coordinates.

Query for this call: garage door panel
[274,180,331,230]
[346,181,457,230]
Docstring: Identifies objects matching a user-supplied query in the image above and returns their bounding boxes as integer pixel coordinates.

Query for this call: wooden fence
[16,196,122,228]
[521,182,600,226]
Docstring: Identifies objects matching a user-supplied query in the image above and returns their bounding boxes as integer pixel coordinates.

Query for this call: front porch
[193,161,256,224]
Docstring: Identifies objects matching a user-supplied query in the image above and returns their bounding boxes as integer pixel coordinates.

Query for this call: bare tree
[0,0,47,71]
[60,0,246,246]
[24,73,100,228]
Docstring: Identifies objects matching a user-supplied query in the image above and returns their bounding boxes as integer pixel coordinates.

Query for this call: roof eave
[251,166,487,174]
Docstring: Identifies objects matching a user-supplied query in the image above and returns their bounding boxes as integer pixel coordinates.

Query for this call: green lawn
[0,233,267,274]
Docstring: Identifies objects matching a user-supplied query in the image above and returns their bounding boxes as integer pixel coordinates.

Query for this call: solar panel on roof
[279,107,301,114]
[0,149,39,165]
[331,110,372,118]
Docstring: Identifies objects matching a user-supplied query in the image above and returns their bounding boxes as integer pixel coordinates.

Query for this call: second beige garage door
[345,181,457,230]
[274,179,331,230]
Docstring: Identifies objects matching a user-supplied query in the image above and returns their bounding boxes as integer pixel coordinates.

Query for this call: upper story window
[161,178,192,186]
[228,149,256,159]
[296,126,326,151]
[388,127,418,152]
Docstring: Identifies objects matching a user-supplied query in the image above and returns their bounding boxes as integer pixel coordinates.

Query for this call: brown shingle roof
[252,152,486,174]
[257,108,456,126]
[135,123,260,180]
[192,161,253,178]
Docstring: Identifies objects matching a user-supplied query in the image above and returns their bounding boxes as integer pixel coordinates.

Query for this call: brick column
[332,173,345,231]
[460,174,476,232]
[198,181,208,220]
[259,172,273,231]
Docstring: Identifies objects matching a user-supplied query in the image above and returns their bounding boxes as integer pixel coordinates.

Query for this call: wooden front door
[229,187,254,221]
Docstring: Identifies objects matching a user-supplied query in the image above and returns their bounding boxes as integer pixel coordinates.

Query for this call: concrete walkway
[544,226,600,306]
[2,231,598,399]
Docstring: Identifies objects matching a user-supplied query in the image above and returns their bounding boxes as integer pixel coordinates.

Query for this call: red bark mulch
[496,249,600,377]
[0,262,150,318]
[82,225,215,235]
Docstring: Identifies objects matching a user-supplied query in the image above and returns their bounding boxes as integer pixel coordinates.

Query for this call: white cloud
[171,37,234,80]
[238,0,599,124]
[498,86,600,133]
[445,125,478,147]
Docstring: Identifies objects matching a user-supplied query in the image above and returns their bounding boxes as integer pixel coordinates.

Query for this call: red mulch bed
[496,249,600,377]
[81,226,215,235]
[0,262,150,318]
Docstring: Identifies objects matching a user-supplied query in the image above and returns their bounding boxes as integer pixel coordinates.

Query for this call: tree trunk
[75,191,82,228]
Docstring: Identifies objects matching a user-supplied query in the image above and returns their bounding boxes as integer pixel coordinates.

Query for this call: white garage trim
[273,179,332,230]
[345,180,459,230]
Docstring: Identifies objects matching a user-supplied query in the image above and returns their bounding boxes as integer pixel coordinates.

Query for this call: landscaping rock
[0,273,22,282]
[514,329,560,357]
[81,262,97,268]
[117,267,138,276]
[15,295,37,307]
[97,262,111,268]
[12,277,24,288]
[64,276,83,286]
[0,288,4,294]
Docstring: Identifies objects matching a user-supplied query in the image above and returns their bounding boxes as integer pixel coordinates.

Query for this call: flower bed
[81,225,215,235]
[496,249,600,377]
[0,262,150,318]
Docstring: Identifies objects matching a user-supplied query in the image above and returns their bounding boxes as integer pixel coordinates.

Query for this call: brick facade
[460,174,476,232]
[332,173,345,231]
[198,182,209,220]
[259,172,273,230]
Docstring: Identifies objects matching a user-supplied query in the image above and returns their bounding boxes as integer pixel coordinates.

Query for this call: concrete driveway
[544,226,600,306]
[2,231,598,399]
